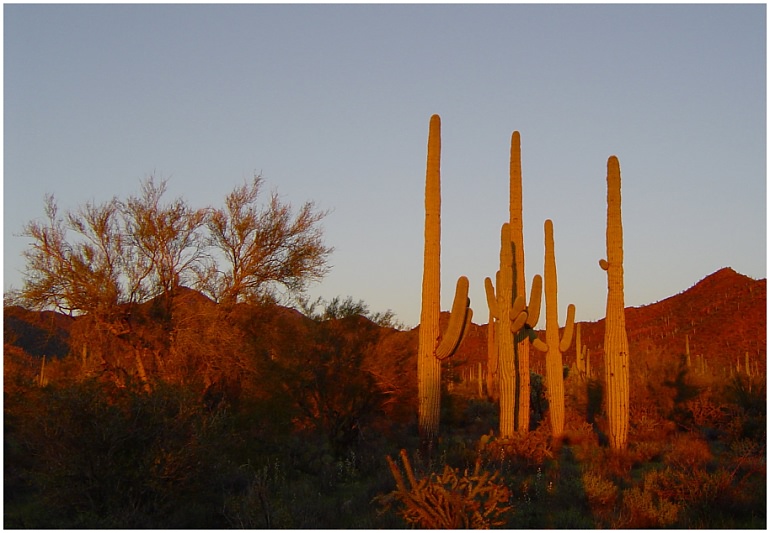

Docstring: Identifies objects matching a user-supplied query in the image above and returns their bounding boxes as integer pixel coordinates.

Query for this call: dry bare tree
[14,174,333,387]
[121,176,209,315]
[205,175,332,305]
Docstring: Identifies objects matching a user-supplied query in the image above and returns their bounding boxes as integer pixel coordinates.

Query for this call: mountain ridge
[4,267,766,378]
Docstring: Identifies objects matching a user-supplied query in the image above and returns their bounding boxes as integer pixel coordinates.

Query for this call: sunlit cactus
[532,219,575,438]
[599,155,630,450]
[508,131,538,433]
[418,114,472,450]
[485,222,542,438]
[484,131,542,435]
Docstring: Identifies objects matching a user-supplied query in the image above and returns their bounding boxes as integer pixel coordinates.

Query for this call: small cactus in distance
[37,355,48,388]
[576,322,590,380]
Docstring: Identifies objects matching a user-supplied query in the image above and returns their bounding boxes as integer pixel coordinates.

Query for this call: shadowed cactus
[532,219,575,438]
[418,114,472,450]
[485,308,498,401]
[599,155,630,450]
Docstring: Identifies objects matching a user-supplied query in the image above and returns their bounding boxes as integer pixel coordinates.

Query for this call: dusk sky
[4,4,766,327]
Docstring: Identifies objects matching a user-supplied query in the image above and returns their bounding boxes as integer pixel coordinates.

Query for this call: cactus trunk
[418,115,471,450]
[509,132,532,433]
[493,224,518,438]
[533,219,575,438]
[600,156,630,450]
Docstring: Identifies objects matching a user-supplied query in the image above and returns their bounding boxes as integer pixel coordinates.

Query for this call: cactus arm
[526,274,543,327]
[484,276,500,319]
[532,336,548,352]
[510,294,528,332]
[558,303,576,353]
[435,276,471,360]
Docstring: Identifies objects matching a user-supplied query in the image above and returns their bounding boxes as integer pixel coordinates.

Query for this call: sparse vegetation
[5,288,765,527]
[4,117,765,528]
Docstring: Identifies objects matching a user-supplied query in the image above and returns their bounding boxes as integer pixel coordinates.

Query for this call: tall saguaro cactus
[599,155,629,450]
[485,131,541,435]
[418,114,472,449]
[485,223,542,438]
[508,131,537,433]
[532,219,575,438]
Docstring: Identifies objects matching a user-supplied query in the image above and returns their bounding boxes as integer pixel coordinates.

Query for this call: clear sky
[4,3,766,327]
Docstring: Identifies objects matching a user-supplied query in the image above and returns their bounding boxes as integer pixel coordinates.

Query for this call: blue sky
[4,4,766,327]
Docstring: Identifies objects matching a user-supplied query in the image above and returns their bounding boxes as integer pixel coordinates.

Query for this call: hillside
[4,267,766,381]
[4,267,767,529]
[418,267,766,379]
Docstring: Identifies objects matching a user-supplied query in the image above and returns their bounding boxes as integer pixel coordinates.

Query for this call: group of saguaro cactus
[485,222,542,437]
[416,115,629,450]
[489,132,545,436]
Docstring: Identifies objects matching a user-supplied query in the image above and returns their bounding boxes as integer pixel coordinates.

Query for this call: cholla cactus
[532,219,575,438]
[599,155,630,450]
[383,449,512,529]
[418,114,472,449]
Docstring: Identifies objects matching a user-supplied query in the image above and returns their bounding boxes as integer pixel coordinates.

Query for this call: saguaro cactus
[532,219,575,438]
[486,308,499,401]
[576,323,590,380]
[599,155,630,450]
[508,131,537,433]
[485,131,541,435]
[418,114,472,449]
[485,223,542,438]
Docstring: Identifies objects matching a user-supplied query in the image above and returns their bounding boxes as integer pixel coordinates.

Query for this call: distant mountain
[4,306,74,359]
[4,268,766,379]
[435,267,766,377]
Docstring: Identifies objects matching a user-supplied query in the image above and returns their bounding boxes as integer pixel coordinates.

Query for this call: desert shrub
[562,420,601,463]
[616,483,680,528]
[581,471,618,514]
[5,379,230,528]
[479,422,554,469]
[629,439,667,464]
[262,316,389,458]
[664,432,713,470]
[719,373,766,445]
